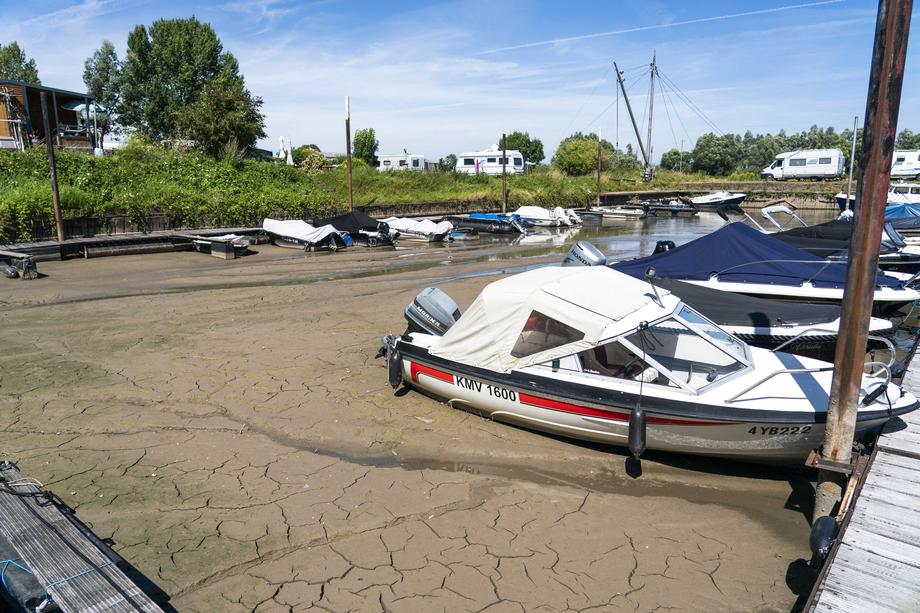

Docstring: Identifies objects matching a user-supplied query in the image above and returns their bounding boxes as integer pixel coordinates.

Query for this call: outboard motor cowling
[562,241,606,267]
[652,240,676,255]
[404,287,462,336]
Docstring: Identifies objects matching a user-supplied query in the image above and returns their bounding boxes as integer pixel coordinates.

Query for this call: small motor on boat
[562,241,606,267]
[653,240,676,254]
[404,287,462,336]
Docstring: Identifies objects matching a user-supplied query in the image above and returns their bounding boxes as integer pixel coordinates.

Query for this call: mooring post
[813,0,912,523]
[345,96,354,212]
[596,130,603,207]
[40,91,65,243]
[501,133,508,214]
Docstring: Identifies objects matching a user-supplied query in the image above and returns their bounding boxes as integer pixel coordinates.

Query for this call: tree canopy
[0,42,40,84]
[176,78,265,157]
[352,128,378,166]
[553,133,641,176]
[83,41,121,144]
[658,148,684,171]
[119,17,256,142]
[503,131,544,165]
[438,154,457,172]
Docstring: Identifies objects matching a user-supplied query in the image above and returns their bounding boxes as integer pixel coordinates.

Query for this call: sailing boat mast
[645,51,656,181]
[614,62,649,170]
[614,53,656,182]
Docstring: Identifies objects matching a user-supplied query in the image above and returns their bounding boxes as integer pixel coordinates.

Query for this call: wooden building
[0,80,97,151]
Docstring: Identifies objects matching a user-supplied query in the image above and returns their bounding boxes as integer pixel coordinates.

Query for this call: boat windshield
[622,314,749,390]
[675,305,749,362]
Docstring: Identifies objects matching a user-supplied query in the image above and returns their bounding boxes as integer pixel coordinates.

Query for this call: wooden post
[813,0,912,523]
[345,96,354,212]
[845,115,858,210]
[595,131,602,207]
[501,133,508,214]
[40,91,65,243]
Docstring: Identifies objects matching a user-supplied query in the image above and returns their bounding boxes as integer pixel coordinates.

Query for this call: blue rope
[0,557,33,595]
[43,561,115,598]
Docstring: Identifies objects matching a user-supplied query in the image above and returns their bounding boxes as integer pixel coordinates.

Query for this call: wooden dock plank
[0,463,161,612]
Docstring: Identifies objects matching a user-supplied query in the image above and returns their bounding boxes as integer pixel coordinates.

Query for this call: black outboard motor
[562,241,606,267]
[652,240,676,255]
[404,287,462,336]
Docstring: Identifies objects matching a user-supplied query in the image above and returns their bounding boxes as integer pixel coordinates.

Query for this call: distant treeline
[658,126,920,176]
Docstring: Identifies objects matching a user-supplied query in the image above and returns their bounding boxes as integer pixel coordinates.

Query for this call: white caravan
[761,149,845,180]
[377,153,437,171]
[455,145,526,175]
[891,150,920,179]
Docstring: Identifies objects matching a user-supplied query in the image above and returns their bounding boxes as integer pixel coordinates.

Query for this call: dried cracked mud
[0,243,817,611]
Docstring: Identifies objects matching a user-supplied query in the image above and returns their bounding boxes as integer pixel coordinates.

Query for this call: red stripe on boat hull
[410,362,454,384]
[518,393,732,426]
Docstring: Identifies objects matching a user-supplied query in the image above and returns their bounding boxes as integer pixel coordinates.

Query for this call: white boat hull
[396,349,897,462]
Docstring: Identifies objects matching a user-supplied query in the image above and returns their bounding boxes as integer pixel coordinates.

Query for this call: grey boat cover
[655,277,841,328]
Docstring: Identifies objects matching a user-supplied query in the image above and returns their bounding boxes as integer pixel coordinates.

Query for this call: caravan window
[772,159,783,168]
[511,311,584,358]
[789,159,807,167]
[894,186,911,193]
[819,157,832,164]
[412,159,420,168]
[806,159,818,165]
[895,156,906,165]
[463,158,474,166]
[514,157,523,167]
[912,187,920,195]
[382,160,391,166]
[487,157,496,163]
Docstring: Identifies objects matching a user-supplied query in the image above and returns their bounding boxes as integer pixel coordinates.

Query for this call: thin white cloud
[477,0,845,55]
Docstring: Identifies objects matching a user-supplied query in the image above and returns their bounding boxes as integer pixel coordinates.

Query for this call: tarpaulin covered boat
[262,218,346,251]
[314,210,395,247]
[381,217,453,242]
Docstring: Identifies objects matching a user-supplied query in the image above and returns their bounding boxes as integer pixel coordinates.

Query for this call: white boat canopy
[429,267,679,373]
[511,206,571,224]
[382,217,453,235]
[263,218,341,243]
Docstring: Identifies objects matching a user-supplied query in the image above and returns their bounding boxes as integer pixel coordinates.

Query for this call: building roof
[0,80,93,100]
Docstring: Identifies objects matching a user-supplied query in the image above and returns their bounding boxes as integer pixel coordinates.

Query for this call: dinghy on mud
[314,210,395,247]
[263,218,347,252]
[379,266,916,461]
[382,217,453,242]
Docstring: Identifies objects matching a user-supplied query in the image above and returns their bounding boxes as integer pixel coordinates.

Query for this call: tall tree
[352,128,378,166]
[120,17,248,141]
[176,78,265,156]
[0,41,40,83]
[504,131,545,165]
[896,129,920,149]
[658,148,684,171]
[438,154,457,172]
[553,133,639,175]
[83,41,121,145]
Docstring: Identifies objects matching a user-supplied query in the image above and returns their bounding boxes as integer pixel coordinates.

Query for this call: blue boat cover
[469,213,524,222]
[610,222,902,289]
[886,203,920,219]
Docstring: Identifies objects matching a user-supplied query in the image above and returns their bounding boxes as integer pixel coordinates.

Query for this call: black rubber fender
[388,348,403,389]
[628,406,647,460]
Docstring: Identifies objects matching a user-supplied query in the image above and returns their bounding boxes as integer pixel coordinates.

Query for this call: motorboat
[262,218,346,251]
[511,206,576,227]
[715,203,804,232]
[381,217,453,242]
[314,210,395,247]
[380,266,916,461]
[443,213,529,234]
[886,203,920,236]
[772,219,920,274]
[686,191,747,209]
[836,182,920,211]
[582,205,648,220]
[565,241,895,362]
[449,228,480,241]
[644,200,698,217]
[609,223,919,315]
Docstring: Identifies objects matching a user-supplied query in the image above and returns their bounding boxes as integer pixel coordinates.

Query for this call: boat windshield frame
[612,302,753,394]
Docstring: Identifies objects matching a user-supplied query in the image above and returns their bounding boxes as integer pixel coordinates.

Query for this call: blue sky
[4,0,918,161]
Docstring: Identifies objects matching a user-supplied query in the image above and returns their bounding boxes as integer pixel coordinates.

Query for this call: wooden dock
[807,364,920,612]
[0,462,163,612]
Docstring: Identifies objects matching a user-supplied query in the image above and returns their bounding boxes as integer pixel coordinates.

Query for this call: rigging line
[557,60,615,144]
[660,80,694,147]
[660,84,680,153]
[584,99,617,131]
[658,71,722,135]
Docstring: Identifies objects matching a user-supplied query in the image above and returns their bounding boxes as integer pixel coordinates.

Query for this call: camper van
[891,150,920,179]
[760,149,845,180]
[455,145,526,175]
[377,153,437,171]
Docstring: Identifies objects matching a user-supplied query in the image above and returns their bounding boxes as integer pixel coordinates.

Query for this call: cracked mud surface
[0,245,813,611]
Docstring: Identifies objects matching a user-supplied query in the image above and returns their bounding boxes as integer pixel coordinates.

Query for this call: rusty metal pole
[40,91,65,243]
[501,134,508,214]
[345,96,354,212]
[813,0,912,523]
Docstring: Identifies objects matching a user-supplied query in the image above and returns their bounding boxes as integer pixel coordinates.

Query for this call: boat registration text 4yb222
[455,376,517,401]
[747,426,812,435]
